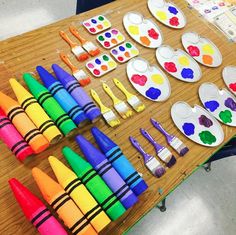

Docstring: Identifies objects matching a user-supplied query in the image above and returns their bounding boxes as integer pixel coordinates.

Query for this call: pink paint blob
[87,63,94,68]
[164,62,177,72]
[131,74,147,86]
[84,22,90,27]
[111,29,118,35]
[89,27,96,33]
[229,83,236,92]
[93,69,100,76]
[187,45,200,57]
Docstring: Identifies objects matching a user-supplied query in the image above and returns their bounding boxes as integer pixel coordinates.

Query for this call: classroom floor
[0,1,235,235]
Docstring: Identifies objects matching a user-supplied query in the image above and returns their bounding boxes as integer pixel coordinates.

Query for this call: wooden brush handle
[59,31,77,48]
[102,83,120,104]
[69,26,86,44]
[90,89,108,113]
[59,52,78,72]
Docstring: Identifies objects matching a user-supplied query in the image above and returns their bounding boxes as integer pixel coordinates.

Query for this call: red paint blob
[93,69,100,75]
[104,41,110,47]
[229,83,236,92]
[169,17,179,26]
[148,28,159,40]
[187,45,200,57]
[131,74,147,86]
[118,56,124,61]
[89,27,96,33]
[164,62,177,73]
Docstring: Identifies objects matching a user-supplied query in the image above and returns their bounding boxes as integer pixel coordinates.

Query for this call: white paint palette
[123,12,163,48]
[126,57,171,101]
[181,32,222,67]
[156,45,202,82]
[110,42,139,63]
[199,83,236,127]
[171,102,224,147]
[83,15,111,34]
[86,54,117,77]
[222,66,236,96]
[147,0,186,29]
[97,28,125,49]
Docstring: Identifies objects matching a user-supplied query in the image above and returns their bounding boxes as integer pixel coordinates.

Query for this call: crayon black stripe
[54,197,71,212]
[107,148,120,160]
[0,117,9,123]
[83,171,97,185]
[99,165,113,177]
[110,153,123,164]
[21,97,38,110]
[67,106,82,119]
[83,204,102,221]
[31,208,49,224]
[24,128,42,143]
[67,182,83,195]
[55,114,71,127]
[83,103,96,113]
[64,178,80,191]
[80,169,94,182]
[96,162,110,175]
[38,92,52,106]
[38,120,55,133]
[35,213,52,229]
[125,172,139,183]
[8,107,25,121]
[72,220,91,235]
[14,143,30,156]
[0,121,11,129]
[127,175,141,187]
[50,84,64,96]
[11,140,26,152]
[71,217,88,234]
[51,193,68,208]
[67,82,80,94]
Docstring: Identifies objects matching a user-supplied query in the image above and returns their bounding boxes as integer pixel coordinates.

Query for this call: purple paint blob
[119,46,125,52]
[145,87,161,100]
[95,59,101,65]
[204,100,220,112]
[168,6,178,15]
[112,49,118,55]
[198,115,213,128]
[225,97,236,111]
[91,19,97,24]
[181,68,194,79]
[182,123,195,136]
[111,29,118,35]
[105,32,111,38]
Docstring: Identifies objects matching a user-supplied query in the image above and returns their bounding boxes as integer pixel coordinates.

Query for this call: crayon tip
[52,64,73,86]
[23,73,46,95]
[0,91,19,112]
[36,66,57,88]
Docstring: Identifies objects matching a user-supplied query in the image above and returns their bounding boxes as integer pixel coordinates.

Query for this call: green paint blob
[219,110,232,123]
[98,16,104,21]
[103,55,109,61]
[199,131,216,145]
[98,35,104,41]
[126,42,132,48]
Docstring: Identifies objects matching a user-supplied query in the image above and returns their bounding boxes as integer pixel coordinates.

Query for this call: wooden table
[0,0,235,234]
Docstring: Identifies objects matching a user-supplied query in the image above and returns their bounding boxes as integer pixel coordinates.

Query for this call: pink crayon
[0,108,33,160]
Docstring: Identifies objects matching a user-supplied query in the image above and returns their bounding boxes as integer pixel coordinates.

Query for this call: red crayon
[9,178,68,235]
[0,108,33,160]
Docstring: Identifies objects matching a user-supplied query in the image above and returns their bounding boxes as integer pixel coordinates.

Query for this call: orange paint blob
[97,24,103,29]
[202,55,213,65]
[111,38,118,44]
[101,65,108,71]
[124,52,130,58]
[140,36,151,46]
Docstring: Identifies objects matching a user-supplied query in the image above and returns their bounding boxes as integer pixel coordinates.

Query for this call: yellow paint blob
[202,44,214,54]
[156,11,167,21]
[178,56,190,66]
[151,74,164,85]
[117,35,124,41]
[128,25,139,35]
[131,49,139,55]
[108,61,116,68]
[103,21,110,27]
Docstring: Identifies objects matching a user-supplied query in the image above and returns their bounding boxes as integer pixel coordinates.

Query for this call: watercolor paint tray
[181,32,222,67]
[97,28,125,49]
[83,15,111,34]
[156,45,202,82]
[171,101,224,147]
[123,11,163,48]
[126,57,171,101]
[147,0,186,29]
[86,54,117,77]
[110,42,139,63]
[199,83,236,126]
[222,66,236,96]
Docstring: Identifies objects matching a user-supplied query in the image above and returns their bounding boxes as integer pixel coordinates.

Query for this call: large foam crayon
[49,156,111,232]
[0,91,49,153]
[0,108,33,160]
[63,147,126,221]
[36,66,88,127]
[9,178,67,235]
[91,127,148,196]
[23,73,77,136]
[76,135,138,209]
[52,64,101,122]
[9,78,62,144]
[32,167,97,235]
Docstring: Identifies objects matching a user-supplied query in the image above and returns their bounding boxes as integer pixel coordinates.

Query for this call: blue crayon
[52,64,101,123]
[91,127,148,196]
[36,66,88,127]
[76,135,138,209]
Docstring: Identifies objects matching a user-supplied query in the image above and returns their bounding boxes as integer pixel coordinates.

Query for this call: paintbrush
[102,83,133,119]
[59,31,89,62]
[140,128,176,168]
[90,89,120,127]
[129,136,166,178]
[113,78,145,112]
[151,118,189,156]
[59,52,91,86]
[69,25,100,57]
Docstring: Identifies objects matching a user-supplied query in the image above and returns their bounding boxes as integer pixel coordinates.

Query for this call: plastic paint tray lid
[171,101,224,147]
[156,44,202,83]
[126,57,171,102]
[147,0,186,29]
[123,11,163,48]
[199,82,236,126]
[222,66,236,96]
[181,32,222,67]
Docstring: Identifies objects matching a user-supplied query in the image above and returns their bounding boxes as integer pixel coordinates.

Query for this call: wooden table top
[0,0,235,234]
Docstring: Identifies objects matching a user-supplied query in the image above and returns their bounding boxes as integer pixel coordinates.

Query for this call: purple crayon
[129,136,166,178]
[76,135,138,209]
[52,64,101,123]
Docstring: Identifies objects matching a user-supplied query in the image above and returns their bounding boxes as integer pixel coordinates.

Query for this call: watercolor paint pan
[171,101,224,147]
[126,57,171,101]
[83,15,111,34]
[110,42,139,63]
[147,0,186,29]
[86,54,117,77]
[123,11,163,48]
[222,66,236,96]
[181,32,222,67]
[97,28,125,49]
[156,45,202,82]
[199,82,236,127]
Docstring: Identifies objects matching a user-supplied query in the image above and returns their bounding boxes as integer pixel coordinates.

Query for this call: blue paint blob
[91,19,97,24]
[168,6,178,15]
[119,46,125,52]
[182,123,195,136]
[145,87,161,100]
[95,59,101,65]
[205,100,220,112]
[105,32,111,38]
[181,68,194,79]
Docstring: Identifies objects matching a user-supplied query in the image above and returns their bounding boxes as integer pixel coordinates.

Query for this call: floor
[0,1,235,235]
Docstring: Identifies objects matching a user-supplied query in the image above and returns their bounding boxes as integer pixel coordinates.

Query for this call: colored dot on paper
[101,65,108,71]
[124,52,130,58]
[111,29,118,34]
[156,11,167,20]
[89,28,96,33]
[98,36,104,41]
[87,63,94,68]
[98,16,104,21]
[103,55,109,61]
[202,55,213,65]
[128,25,139,35]
[118,56,124,62]
[151,74,164,85]
[202,44,214,54]
[178,56,190,66]
[140,36,151,46]
[131,49,138,55]
[91,19,97,24]
[103,21,110,27]
[119,46,125,51]
[105,32,111,38]
[104,41,110,47]
[97,24,103,29]
[111,38,118,44]
[108,61,116,68]
[84,22,90,27]
[126,42,132,48]
[95,59,101,64]
[93,69,100,76]
[117,35,124,41]
[112,49,118,55]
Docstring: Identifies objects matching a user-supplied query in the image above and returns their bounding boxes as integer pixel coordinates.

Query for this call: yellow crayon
[9,78,62,144]
[49,156,111,232]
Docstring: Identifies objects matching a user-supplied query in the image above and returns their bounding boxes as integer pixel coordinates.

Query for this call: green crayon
[62,146,126,221]
[23,73,77,136]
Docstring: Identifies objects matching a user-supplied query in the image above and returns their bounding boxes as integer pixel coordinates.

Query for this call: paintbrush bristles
[115,102,133,119]
[146,157,166,178]
[170,137,189,156]
[103,110,120,127]
[128,96,145,112]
